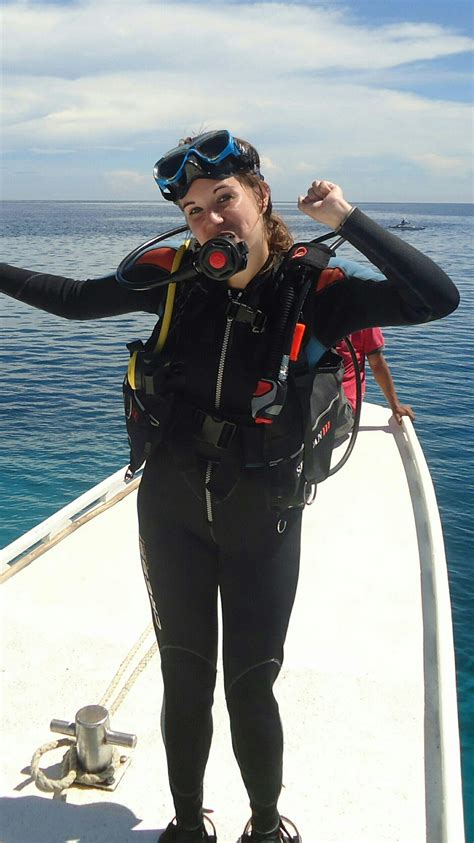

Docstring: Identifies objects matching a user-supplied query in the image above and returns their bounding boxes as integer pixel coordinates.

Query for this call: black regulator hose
[328,334,362,476]
[266,275,296,378]
[266,242,333,381]
[116,224,190,288]
[116,229,249,290]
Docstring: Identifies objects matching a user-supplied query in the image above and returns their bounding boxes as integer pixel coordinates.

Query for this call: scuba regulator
[116,229,249,289]
[198,236,249,281]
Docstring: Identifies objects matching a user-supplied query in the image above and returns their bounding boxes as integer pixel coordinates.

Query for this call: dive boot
[237,816,301,843]
[158,815,217,843]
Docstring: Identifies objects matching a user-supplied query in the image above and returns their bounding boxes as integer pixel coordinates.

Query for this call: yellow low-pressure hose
[127,241,190,389]
[128,352,138,390]
[154,242,190,352]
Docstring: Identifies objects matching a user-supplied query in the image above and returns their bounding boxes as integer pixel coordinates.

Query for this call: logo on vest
[313,420,332,448]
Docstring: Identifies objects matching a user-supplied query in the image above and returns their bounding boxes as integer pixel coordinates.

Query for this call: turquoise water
[1,200,473,838]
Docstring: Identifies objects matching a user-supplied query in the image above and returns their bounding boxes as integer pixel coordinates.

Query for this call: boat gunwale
[0,467,142,582]
[392,417,465,842]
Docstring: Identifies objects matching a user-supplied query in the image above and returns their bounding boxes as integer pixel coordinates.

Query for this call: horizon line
[1,198,473,206]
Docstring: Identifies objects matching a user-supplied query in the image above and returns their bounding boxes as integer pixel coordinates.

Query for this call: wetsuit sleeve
[0,263,165,319]
[313,208,460,347]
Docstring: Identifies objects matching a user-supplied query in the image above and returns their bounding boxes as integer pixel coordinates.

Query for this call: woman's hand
[298,180,353,230]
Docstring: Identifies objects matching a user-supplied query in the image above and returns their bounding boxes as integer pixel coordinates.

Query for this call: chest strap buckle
[194,411,237,449]
[225,300,267,333]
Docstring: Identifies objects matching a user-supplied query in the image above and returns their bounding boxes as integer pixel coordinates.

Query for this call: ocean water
[1,200,473,837]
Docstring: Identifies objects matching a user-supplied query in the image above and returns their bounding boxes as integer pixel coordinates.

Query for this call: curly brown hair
[236,171,293,255]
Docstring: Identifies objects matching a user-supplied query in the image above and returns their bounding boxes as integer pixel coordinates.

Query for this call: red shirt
[335,328,385,410]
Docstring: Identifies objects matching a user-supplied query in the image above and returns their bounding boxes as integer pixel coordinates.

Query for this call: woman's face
[179,176,269,253]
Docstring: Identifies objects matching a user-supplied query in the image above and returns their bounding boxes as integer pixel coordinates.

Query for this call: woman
[0,130,459,843]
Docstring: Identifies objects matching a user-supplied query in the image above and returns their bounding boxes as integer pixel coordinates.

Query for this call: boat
[0,402,465,842]
[388,219,426,231]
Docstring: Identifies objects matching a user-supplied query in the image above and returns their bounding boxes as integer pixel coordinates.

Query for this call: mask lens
[157,149,188,179]
[194,131,231,161]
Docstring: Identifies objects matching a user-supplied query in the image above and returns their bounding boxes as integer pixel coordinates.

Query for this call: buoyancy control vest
[121,239,354,509]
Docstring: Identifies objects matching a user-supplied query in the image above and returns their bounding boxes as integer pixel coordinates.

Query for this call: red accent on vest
[289,267,346,363]
[292,246,308,259]
[290,323,306,361]
[316,267,346,291]
[136,247,177,272]
[254,380,274,397]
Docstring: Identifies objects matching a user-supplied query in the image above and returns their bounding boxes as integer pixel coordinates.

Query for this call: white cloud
[104,168,157,197]
[1,0,472,200]
[409,152,469,175]
[2,1,472,76]
[295,161,318,173]
[259,155,280,172]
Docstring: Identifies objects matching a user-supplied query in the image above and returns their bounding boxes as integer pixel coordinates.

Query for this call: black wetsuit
[0,209,459,832]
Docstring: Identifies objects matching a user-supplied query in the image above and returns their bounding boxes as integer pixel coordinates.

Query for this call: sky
[1,0,473,202]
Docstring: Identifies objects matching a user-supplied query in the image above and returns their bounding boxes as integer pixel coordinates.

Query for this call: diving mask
[154,130,262,201]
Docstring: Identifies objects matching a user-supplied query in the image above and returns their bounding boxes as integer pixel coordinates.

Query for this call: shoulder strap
[154,243,190,352]
[127,242,190,389]
[134,241,191,352]
[252,243,331,424]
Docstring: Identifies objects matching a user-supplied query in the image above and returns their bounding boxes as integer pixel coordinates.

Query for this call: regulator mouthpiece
[197,235,249,281]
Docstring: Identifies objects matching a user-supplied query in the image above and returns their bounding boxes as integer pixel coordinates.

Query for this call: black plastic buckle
[126,339,145,353]
[225,300,267,333]
[194,411,236,449]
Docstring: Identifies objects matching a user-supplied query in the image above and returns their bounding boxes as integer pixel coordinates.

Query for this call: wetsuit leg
[137,447,219,829]
[213,470,302,833]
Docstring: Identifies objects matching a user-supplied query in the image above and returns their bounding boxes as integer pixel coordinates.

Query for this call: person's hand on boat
[298,179,353,231]
[392,402,416,425]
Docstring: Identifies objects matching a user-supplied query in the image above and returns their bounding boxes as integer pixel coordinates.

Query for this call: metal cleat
[50,704,137,780]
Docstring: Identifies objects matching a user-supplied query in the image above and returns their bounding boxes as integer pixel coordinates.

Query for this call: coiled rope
[30,739,121,795]
[30,623,158,797]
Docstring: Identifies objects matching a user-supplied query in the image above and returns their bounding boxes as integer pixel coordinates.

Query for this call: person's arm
[298,180,460,340]
[0,263,165,319]
[367,350,415,424]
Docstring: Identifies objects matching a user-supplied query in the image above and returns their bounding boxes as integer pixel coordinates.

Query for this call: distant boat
[389,218,426,231]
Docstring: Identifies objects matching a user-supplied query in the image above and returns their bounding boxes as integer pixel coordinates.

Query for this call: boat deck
[0,403,464,843]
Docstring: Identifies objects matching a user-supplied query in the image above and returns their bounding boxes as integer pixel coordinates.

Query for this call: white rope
[30,739,77,794]
[100,622,155,709]
[107,640,158,717]
[30,739,121,795]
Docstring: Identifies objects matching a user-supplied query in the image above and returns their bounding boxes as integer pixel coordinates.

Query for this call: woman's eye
[188,207,201,216]
[218,193,233,203]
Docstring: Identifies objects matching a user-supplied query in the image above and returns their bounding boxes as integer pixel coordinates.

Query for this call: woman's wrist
[334,204,355,232]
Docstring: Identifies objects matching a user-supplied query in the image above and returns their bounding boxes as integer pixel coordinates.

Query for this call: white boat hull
[0,403,464,842]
